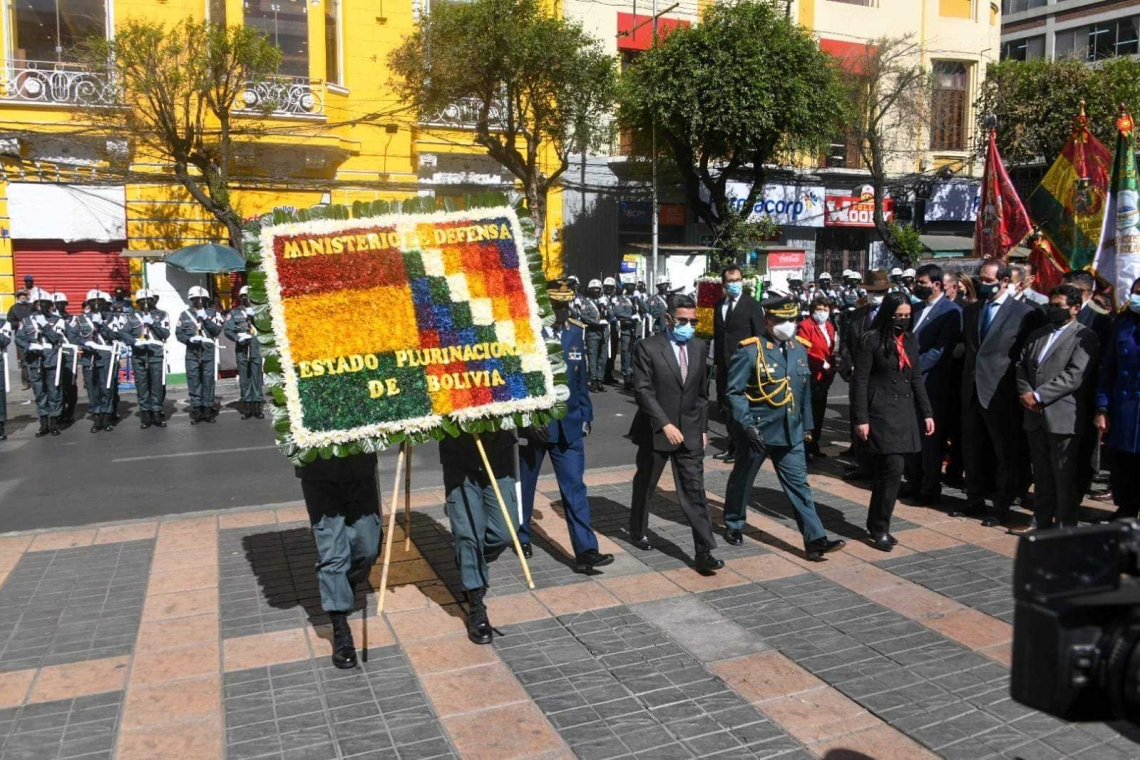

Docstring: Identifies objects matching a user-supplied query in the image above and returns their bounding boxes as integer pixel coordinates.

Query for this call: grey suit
[1016,322,1100,527]
[628,333,716,553]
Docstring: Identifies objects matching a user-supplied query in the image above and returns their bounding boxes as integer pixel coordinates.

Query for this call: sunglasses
[671,317,699,327]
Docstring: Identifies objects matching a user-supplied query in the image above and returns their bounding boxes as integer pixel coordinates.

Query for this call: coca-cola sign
[824,195,895,227]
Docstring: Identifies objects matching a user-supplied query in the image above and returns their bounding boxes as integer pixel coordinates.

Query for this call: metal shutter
[14,242,130,303]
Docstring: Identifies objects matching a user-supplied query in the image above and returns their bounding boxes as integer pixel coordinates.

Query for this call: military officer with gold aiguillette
[722,294,846,562]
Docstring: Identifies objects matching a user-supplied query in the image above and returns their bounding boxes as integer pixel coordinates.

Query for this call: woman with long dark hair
[852,292,935,551]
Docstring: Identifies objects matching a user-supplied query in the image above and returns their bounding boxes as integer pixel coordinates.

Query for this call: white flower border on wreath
[254,203,568,460]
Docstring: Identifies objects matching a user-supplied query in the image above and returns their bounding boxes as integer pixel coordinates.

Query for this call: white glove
[823,361,831,370]
[190,336,203,344]
[34,315,46,327]
[244,308,254,317]
[91,313,102,324]
[196,309,206,319]
[238,332,252,342]
[85,340,99,350]
[142,315,154,325]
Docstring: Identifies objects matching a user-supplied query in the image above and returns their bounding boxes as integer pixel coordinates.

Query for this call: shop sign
[720,182,825,228]
[825,195,895,227]
[768,251,806,269]
[619,200,652,226]
[659,203,687,226]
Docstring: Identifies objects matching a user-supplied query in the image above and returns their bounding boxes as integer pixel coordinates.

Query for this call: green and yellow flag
[1027,106,1112,290]
[1092,108,1140,310]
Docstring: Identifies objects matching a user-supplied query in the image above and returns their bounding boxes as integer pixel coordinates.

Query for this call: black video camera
[1011,520,1140,723]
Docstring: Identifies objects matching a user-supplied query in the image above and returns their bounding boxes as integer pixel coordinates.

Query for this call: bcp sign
[824,195,895,227]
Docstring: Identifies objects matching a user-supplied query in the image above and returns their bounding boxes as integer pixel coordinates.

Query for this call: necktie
[981,301,996,339]
[679,343,688,382]
[726,298,735,321]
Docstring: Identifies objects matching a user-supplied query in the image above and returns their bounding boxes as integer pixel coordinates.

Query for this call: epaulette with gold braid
[568,318,587,329]
[739,336,761,347]
[795,335,812,348]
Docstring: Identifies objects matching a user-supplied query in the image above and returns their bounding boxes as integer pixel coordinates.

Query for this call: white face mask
[870,294,884,305]
[812,311,830,325]
[772,322,797,342]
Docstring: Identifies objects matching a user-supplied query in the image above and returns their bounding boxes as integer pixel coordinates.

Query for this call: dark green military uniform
[224,297,264,417]
[722,327,829,549]
[54,295,78,422]
[15,291,64,435]
[120,293,170,428]
[175,293,223,423]
[70,302,120,432]
[579,285,608,388]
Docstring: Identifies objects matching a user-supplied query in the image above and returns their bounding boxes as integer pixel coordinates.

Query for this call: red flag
[975,129,1033,259]
[1029,234,1069,293]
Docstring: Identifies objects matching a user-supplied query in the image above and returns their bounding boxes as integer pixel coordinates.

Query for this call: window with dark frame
[243,0,310,78]
[10,0,109,63]
[1000,35,1045,61]
[930,61,968,152]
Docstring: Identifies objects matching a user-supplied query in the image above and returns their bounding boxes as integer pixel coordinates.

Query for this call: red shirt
[797,317,838,383]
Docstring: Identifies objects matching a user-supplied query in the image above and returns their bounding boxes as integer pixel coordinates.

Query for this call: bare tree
[846,36,931,264]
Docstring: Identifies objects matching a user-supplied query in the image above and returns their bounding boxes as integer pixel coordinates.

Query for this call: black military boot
[328,612,358,669]
[464,587,493,645]
[240,402,252,420]
[101,414,115,432]
[35,416,49,437]
[204,407,217,423]
[49,417,61,437]
[253,402,265,419]
[90,414,101,433]
[190,408,200,425]
[140,411,152,430]
[0,422,6,441]
[153,411,167,428]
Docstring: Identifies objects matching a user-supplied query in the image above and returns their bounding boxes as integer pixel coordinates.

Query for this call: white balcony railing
[236,76,325,118]
[422,96,506,130]
[0,60,117,106]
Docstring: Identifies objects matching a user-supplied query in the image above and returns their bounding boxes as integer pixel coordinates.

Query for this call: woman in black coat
[852,292,935,551]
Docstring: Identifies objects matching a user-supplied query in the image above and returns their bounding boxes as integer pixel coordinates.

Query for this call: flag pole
[473,433,534,589]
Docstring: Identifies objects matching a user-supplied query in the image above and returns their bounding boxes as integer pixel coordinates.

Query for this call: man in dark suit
[628,294,722,573]
[1063,269,1112,499]
[840,269,891,480]
[712,265,764,463]
[1016,285,1100,530]
[960,259,1042,526]
[902,263,962,504]
[519,280,614,573]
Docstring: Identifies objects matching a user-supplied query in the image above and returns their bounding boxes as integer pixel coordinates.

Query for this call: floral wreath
[243,195,569,465]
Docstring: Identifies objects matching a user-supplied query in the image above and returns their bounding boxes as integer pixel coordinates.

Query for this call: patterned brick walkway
[1,458,1138,759]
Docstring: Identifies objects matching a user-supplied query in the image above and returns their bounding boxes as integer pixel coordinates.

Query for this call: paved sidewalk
[1,457,1139,760]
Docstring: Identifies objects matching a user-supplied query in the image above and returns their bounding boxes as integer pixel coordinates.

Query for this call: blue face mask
[725,282,743,298]
[1130,294,1140,314]
[672,323,695,343]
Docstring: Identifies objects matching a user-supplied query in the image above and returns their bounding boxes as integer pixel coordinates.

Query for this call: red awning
[617,13,690,52]
[820,38,874,75]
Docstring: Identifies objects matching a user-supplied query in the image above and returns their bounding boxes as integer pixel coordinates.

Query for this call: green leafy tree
[79,18,281,247]
[977,56,1140,164]
[618,0,847,265]
[390,0,617,259]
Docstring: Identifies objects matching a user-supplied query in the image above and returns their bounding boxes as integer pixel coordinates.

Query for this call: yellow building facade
[0,0,563,311]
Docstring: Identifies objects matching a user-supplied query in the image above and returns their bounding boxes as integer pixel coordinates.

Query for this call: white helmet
[889,267,903,277]
[587,279,602,289]
[238,285,249,297]
[135,288,153,301]
[847,271,862,282]
[188,285,209,300]
[85,289,101,303]
[53,292,68,304]
[903,268,916,278]
[97,291,111,302]
[819,272,831,280]
[655,275,670,286]
[760,274,771,283]
[602,276,616,287]
[29,287,52,303]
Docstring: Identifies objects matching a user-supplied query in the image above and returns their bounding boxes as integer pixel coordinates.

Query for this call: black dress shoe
[694,551,724,574]
[842,469,872,482]
[805,537,846,562]
[631,535,652,551]
[519,542,533,559]
[910,492,941,506]
[897,483,920,499]
[887,534,898,546]
[948,499,985,518]
[329,612,358,669]
[723,528,744,546]
[574,549,614,573]
[465,588,493,645]
[869,534,894,552]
